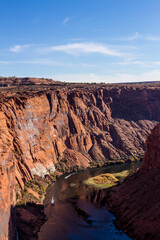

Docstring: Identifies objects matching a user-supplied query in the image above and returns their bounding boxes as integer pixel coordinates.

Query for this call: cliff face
[105,123,160,240]
[2,87,159,183]
[0,111,16,240]
[0,83,159,239]
[140,123,160,171]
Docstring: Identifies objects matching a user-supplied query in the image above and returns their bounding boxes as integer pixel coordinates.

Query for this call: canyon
[0,78,159,239]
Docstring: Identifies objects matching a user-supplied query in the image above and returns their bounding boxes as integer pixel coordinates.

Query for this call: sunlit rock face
[0,80,159,239]
[105,123,160,240]
[3,87,160,185]
[0,111,16,240]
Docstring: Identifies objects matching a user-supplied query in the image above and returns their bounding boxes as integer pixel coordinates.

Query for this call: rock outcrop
[105,123,160,240]
[0,79,159,239]
[0,77,58,86]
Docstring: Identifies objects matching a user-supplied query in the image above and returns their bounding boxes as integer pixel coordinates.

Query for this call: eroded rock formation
[105,123,160,240]
[0,79,159,239]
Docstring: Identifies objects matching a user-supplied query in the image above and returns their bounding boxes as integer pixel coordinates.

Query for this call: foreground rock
[16,202,46,240]
[0,78,159,239]
[105,123,160,240]
[15,173,58,239]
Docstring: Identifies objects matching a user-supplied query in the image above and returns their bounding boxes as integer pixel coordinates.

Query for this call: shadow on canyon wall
[15,202,46,240]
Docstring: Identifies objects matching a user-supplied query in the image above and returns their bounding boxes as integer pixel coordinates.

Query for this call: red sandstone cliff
[0,79,159,239]
[2,86,159,186]
[105,123,160,240]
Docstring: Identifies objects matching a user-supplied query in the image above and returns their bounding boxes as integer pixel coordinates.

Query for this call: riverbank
[38,161,141,240]
[16,173,59,239]
[16,160,141,239]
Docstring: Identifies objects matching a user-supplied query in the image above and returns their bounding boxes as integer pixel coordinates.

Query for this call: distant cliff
[0,76,58,86]
[105,123,160,240]
[0,78,159,239]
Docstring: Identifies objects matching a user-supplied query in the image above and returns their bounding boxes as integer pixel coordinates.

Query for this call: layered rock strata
[0,81,159,239]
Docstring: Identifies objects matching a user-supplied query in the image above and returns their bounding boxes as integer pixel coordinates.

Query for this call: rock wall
[140,123,160,172]
[0,111,16,240]
[105,123,160,240]
[0,85,159,239]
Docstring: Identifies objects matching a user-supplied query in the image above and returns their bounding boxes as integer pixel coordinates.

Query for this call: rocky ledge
[104,123,160,240]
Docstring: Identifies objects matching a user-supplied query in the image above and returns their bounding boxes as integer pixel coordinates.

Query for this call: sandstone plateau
[0,78,159,239]
[104,123,160,240]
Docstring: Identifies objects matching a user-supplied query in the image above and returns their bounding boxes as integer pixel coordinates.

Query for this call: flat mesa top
[0,77,159,100]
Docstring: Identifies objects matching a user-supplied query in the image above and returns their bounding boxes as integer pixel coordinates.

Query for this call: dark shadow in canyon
[16,202,47,240]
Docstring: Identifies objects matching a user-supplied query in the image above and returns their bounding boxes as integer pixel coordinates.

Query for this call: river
[38,161,141,240]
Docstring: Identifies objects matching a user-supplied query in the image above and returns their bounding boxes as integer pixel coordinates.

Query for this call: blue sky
[0,0,160,83]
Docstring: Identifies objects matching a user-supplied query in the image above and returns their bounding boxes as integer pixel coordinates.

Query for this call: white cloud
[127,32,142,41]
[114,32,142,41]
[47,42,122,56]
[10,44,32,53]
[0,59,95,68]
[51,70,160,83]
[19,59,71,66]
[115,32,160,42]
[0,61,11,65]
[154,61,160,65]
[62,17,70,25]
[145,36,160,41]
[118,59,147,66]
[52,73,106,83]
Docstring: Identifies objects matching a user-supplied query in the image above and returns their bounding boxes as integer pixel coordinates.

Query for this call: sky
[0,0,160,83]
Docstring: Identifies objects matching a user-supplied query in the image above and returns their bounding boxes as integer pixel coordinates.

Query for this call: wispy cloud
[52,70,160,83]
[118,59,146,66]
[0,61,12,65]
[21,59,70,66]
[115,32,142,41]
[0,59,95,68]
[0,59,71,66]
[153,61,160,65]
[47,42,122,56]
[10,44,32,53]
[145,35,160,41]
[62,17,70,25]
[115,32,160,42]
[127,32,142,41]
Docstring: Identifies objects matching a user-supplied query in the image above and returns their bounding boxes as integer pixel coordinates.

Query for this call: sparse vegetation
[84,170,130,189]
[16,172,58,205]
[55,157,84,173]
[89,159,125,168]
